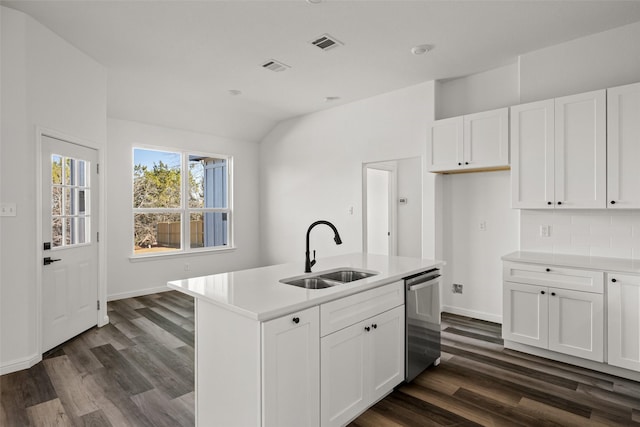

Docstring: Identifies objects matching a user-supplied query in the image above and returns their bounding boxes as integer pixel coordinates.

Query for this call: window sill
[129,246,237,262]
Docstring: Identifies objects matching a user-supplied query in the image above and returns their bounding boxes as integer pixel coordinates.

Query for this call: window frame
[131,146,234,259]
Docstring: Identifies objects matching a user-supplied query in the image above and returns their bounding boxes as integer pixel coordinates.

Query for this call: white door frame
[35,126,108,359]
[362,161,398,255]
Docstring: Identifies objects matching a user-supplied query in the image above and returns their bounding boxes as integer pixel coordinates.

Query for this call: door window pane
[134,213,181,254]
[52,155,62,184]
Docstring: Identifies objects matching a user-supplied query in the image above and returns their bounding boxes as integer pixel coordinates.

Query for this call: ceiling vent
[261,59,290,72]
[310,34,343,51]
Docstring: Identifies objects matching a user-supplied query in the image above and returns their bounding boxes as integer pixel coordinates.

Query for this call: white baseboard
[1,353,42,375]
[107,286,171,301]
[442,305,502,324]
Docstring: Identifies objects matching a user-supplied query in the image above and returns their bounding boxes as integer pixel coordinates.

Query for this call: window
[133,148,231,256]
[51,155,91,247]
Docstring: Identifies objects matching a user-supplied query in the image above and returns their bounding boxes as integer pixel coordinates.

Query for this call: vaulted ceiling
[4,1,640,142]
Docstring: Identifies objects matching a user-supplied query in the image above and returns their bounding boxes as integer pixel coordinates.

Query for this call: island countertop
[167,253,442,321]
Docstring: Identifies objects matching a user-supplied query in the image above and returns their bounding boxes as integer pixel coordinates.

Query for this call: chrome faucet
[305,220,343,273]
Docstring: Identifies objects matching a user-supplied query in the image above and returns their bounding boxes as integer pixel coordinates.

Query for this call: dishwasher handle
[407,275,440,291]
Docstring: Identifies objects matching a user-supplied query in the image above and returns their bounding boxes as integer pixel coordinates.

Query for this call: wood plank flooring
[349,313,640,427]
[2,292,639,426]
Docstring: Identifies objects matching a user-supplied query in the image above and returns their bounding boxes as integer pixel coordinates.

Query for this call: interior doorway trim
[362,160,398,255]
[35,126,108,363]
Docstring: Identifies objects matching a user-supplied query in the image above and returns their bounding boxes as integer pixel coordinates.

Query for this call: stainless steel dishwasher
[404,268,441,382]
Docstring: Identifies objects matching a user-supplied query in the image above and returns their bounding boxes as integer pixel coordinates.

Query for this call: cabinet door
[607,82,640,208]
[502,282,548,348]
[607,273,640,371]
[463,107,509,170]
[510,100,555,208]
[554,90,606,208]
[548,288,604,362]
[262,306,320,427]
[427,116,463,172]
[368,306,405,403]
[321,319,367,427]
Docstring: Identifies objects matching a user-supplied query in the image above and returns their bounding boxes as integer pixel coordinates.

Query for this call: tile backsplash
[520,210,640,259]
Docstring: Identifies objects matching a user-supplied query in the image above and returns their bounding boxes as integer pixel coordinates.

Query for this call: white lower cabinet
[321,305,405,427]
[607,273,640,372]
[503,263,604,363]
[262,306,320,427]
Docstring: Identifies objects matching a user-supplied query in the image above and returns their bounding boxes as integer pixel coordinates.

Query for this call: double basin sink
[280,268,378,289]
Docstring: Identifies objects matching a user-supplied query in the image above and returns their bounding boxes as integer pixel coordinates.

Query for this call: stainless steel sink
[317,269,377,283]
[281,277,340,289]
[280,268,378,289]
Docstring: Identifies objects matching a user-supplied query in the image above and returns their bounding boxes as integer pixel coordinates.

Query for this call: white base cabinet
[607,273,640,371]
[262,307,320,427]
[321,305,405,427]
[503,261,604,363]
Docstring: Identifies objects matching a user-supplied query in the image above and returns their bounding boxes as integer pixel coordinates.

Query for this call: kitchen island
[168,253,442,427]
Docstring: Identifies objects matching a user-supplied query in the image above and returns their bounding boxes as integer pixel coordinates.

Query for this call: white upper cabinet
[554,90,606,208]
[511,100,555,209]
[607,82,640,208]
[511,90,606,209]
[427,108,509,173]
[427,116,463,172]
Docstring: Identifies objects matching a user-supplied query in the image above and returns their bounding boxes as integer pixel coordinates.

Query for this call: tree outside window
[133,148,231,256]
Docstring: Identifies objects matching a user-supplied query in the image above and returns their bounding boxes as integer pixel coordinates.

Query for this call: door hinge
[97,300,100,310]
[97,163,100,174]
[97,232,99,242]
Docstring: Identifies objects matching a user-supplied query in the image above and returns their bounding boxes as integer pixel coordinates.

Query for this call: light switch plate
[0,203,16,217]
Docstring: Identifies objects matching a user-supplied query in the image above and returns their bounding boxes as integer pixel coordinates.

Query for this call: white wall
[396,157,422,258]
[435,62,520,119]
[259,82,436,267]
[0,6,107,373]
[518,20,640,258]
[442,171,519,322]
[520,21,640,104]
[106,118,261,300]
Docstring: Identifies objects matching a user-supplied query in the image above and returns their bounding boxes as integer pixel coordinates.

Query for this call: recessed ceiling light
[324,96,341,102]
[411,44,434,55]
[306,0,322,4]
[228,89,242,96]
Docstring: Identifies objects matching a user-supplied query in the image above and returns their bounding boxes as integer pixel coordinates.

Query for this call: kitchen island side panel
[196,299,261,427]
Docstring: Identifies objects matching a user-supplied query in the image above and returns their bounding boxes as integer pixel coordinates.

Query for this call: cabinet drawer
[320,282,403,337]
[504,262,603,293]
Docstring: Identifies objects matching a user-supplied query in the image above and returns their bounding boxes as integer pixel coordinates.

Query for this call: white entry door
[41,135,99,352]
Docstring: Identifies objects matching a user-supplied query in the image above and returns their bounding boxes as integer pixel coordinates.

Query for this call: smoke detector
[310,34,344,51]
[261,59,290,72]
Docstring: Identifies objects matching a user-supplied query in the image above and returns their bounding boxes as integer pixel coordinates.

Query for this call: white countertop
[167,253,442,321]
[503,251,640,274]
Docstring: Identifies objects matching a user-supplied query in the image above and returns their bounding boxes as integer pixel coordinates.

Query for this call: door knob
[43,257,62,265]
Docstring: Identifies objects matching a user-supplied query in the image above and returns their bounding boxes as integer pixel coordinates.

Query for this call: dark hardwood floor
[1,292,639,426]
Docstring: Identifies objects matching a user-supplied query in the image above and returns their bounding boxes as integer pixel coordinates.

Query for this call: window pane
[52,186,62,216]
[133,149,181,208]
[64,188,72,215]
[52,155,62,184]
[189,156,227,209]
[52,218,62,248]
[78,160,87,187]
[134,213,181,254]
[190,211,228,248]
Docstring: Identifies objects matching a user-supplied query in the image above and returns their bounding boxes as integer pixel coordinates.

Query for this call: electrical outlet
[0,203,16,217]
[479,221,487,231]
[452,283,463,294]
[540,225,551,237]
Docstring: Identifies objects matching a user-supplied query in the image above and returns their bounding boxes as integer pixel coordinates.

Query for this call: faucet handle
[310,250,316,268]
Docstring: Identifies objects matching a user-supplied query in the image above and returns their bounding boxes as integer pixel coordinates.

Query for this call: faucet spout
[305,220,343,273]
